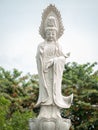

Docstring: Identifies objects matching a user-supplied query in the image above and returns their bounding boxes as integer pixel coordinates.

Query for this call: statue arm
[58,44,70,58]
[63,52,70,58]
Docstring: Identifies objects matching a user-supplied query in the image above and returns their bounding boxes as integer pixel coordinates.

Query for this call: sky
[0,0,98,74]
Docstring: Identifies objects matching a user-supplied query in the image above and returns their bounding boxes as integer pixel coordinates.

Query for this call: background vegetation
[0,62,98,130]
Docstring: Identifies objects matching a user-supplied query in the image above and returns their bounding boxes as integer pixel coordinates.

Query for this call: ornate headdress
[39,4,64,40]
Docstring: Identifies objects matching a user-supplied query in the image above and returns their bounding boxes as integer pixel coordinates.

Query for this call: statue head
[39,4,64,40]
[45,16,58,41]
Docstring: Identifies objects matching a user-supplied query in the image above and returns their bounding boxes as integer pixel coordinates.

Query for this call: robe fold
[35,42,73,108]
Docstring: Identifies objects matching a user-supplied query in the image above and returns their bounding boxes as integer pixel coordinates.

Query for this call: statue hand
[44,59,54,72]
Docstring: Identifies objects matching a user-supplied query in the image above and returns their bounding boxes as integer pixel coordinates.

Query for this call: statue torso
[39,42,61,61]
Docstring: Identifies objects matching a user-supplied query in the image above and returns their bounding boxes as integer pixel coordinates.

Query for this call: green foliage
[0,62,98,130]
[0,96,34,130]
[62,62,98,88]
[0,96,12,130]
[10,111,34,130]
[0,67,38,130]
[62,62,98,130]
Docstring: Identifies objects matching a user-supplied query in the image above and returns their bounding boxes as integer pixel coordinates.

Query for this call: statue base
[29,117,71,130]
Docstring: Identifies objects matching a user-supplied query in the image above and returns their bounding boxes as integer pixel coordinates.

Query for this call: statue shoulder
[38,42,45,49]
[37,42,45,55]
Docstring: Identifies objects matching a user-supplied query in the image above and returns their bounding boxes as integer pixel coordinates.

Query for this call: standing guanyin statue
[29,4,73,130]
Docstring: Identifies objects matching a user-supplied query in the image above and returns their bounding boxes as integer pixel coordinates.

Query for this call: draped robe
[35,41,73,109]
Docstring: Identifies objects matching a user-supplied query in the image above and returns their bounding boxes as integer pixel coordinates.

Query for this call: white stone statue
[35,4,73,119]
[29,4,73,130]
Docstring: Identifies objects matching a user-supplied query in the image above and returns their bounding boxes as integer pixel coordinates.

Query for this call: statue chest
[42,44,59,59]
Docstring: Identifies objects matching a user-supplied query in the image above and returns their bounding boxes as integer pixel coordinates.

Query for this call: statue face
[45,29,57,42]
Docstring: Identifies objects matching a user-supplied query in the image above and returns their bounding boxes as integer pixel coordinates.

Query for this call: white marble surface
[29,4,73,130]
[35,5,73,118]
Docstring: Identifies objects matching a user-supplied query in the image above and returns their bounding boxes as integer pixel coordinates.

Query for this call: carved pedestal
[29,118,71,130]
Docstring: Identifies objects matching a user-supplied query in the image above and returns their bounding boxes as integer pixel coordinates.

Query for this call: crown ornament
[39,4,64,40]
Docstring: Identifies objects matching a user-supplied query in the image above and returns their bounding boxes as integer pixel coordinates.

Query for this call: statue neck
[45,40,58,44]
